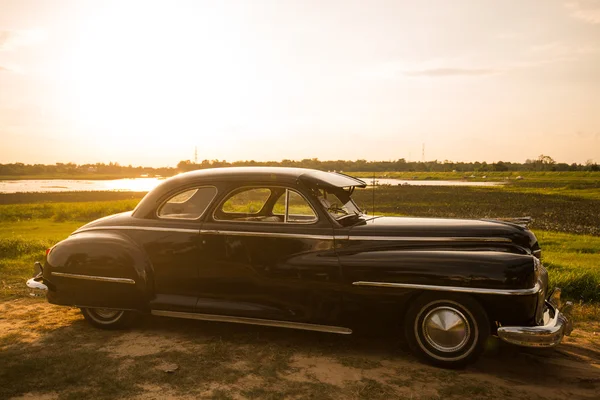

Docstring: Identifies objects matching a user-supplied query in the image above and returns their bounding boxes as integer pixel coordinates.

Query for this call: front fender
[44,231,152,310]
[340,249,536,290]
[339,249,540,326]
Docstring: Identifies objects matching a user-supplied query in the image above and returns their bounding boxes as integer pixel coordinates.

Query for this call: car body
[27,167,572,367]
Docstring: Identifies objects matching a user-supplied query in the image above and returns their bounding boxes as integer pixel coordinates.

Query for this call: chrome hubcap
[93,308,122,319]
[422,306,470,352]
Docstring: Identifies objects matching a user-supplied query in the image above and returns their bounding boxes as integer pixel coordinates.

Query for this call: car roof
[171,167,366,188]
[132,167,366,218]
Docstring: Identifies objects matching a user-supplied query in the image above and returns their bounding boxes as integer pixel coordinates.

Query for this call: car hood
[348,216,537,249]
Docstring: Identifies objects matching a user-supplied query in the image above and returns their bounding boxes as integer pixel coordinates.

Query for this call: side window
[158,187,217,220]
[221,188,271,214]
[216,187,317,224]
[274,190,318,223]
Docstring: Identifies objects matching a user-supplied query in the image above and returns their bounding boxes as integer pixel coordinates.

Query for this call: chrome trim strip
[199,230,334,241]
[150,310,353,334]
[51,272,136,285]
[72,227,512,244]
[346,236,513,243]
[352,281,541,295]
[74,226,199,234]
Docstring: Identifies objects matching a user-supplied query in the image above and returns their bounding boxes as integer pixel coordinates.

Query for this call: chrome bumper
[497,288,573,348]
[26,261,48,293]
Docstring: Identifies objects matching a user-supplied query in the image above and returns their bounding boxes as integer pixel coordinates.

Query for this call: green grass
[0,196,141,299]
[534,231,600,302]
[0,199,139,223]
[0,191,146,205]
[0,221,76,298]
[0,220,82,239]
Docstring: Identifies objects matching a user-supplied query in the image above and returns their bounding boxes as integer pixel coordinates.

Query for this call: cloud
[361,60,502,80]
[531,41,599,55]
[495,32,519,39]
[565,1,600,24]
[0,64,22,73]
[529,41,600,65]
[0,29,45,51]
[403,68,499,77]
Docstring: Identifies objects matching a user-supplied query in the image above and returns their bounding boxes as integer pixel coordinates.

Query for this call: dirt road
[1,299,599,399]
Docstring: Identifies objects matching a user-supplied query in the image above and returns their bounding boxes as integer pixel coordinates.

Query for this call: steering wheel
[328,202,348,215]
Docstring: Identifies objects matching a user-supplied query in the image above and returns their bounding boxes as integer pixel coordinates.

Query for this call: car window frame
[213,185,320,225]
[272,188,319,224]
[156,185,218,221]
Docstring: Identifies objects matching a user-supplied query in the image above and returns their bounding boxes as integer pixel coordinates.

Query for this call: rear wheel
[404,293,490,368]
[80,307,134,329]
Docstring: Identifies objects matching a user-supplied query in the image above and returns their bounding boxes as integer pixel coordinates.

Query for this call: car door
[140,185,218,312]
[196,184,343,326]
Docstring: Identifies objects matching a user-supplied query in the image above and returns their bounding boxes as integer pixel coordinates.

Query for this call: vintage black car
[27,167,572,367]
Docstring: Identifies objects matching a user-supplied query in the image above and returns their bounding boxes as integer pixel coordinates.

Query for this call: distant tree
[177,160,195,172]
[537,154,556,165]
[492,161,509,172]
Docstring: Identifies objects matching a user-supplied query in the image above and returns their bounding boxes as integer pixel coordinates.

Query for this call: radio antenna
[372,173,375,218]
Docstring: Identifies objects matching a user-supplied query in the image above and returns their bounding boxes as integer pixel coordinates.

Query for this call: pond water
[365,178,503,187]
[0,178,164,193]
[0,177,503,193]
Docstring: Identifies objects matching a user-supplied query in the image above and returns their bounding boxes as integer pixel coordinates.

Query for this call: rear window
[158,186,217,220]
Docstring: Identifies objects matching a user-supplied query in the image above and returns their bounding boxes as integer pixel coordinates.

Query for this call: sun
[53,2,267,153]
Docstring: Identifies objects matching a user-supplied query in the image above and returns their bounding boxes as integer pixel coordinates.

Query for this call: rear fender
[45,231,153,310]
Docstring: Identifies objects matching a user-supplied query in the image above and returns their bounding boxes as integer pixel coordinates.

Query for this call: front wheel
[80,307,135,330]
[404,293,490,368]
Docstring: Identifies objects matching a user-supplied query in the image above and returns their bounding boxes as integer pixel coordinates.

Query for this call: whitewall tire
[404,293,490,368]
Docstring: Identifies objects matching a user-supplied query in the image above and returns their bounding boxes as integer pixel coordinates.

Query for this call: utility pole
[422,143,425,162]
[194,146,198,164]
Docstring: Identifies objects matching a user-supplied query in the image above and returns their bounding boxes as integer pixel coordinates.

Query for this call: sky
[0,0,599,167]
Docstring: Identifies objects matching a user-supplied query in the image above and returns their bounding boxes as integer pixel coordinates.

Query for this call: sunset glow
[1,0,599,166]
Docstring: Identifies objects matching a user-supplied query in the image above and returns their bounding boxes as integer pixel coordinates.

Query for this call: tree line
[0,162,174,177]
[1,155,597,177]
[177,155,599,173]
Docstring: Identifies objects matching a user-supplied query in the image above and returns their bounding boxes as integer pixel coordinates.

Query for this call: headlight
[533,249,541,260]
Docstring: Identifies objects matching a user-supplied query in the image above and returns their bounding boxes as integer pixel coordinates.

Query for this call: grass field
[352,170,600,182]
[353,185,600,235]
[355,171,600,201]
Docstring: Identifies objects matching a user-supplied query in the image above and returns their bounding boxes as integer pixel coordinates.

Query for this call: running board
[150,310,353,335]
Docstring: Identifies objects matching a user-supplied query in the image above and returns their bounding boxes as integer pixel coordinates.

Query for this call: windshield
[314,187,363,222]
